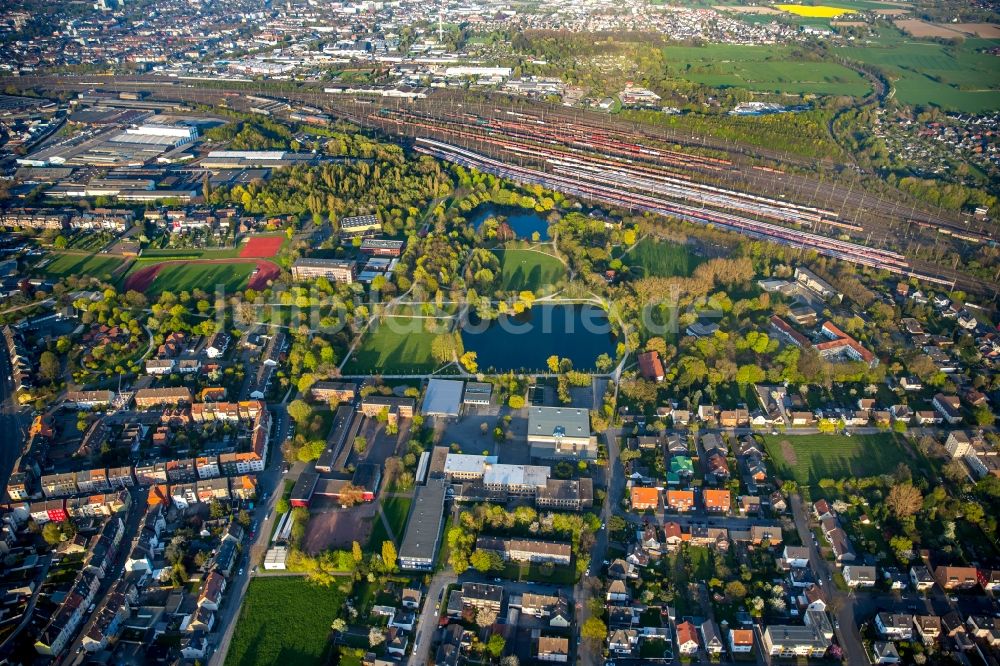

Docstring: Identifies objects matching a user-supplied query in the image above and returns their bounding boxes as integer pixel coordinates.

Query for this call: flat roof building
[422,379,465,417]
[291,258,356,283]
[463,382,493,406]
[399,482,447,571]
[528,406,595,460]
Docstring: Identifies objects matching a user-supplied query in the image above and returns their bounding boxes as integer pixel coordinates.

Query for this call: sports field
[762,433,909,485]
[38,253,124,280]
[343,316,441,374]
[226,577,345,666]
[624,238,701,278]
[661,45,872,97]
[123,259,278,293]
[240,234,285,258]
[841,38,1000,112]
[493,249,566,291]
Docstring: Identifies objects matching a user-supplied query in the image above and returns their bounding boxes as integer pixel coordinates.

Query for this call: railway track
[3,75,997,296]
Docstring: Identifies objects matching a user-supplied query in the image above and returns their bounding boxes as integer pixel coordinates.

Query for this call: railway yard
[7,75,999,295]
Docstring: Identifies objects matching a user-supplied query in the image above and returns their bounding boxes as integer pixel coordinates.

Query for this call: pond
[469,204,550,241]
[461,304,616,372]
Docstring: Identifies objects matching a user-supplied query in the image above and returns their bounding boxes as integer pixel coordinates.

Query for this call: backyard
[762,432,910,486]
[225,577,346,666]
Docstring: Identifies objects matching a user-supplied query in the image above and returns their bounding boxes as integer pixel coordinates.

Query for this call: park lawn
[382,496,412,542]
[493,248,566,291]
[762,433,909,486]
[225,577,345,666]
[660,45,871,97]
[624,238,702,278]
[342,316,441,374]
[841,39,1000,112]
[39,252,124,280]
[144,262,256,293]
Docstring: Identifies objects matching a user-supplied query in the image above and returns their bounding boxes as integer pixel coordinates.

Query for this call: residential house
[913,615,941,644]
[876,613,914,640]
[703,489,731,513]
[910,565,935,591]
[872,642,901,664]
[932,394,963,425]
[935,565,978,591]
[701,619,723,654]
[729,628,754,654]
[843,565,877,588]
[537,636,569,663]
[666,490,694,512]
[762,625,828,657]
[676,621,699,655]
[630,487,659,511]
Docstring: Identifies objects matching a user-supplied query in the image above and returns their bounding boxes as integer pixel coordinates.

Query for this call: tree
[595,353,613,373]
[508,394,525,409]
[276,498,290,515]
[887,483,923,519]
[209,499,226,519]
[287,399,312,424]
[943,459,969,484]
[331,618,347,632]
[486,634,506,658]
[725,580,747,600]
[352,540,363,563]
[973,405,995,427]
[476,606,498,627]
[381,540,398,571]
[39,351,60,383]
[368,627,386,647]
[336,483,366,507]
[469,549,504,572]
[353,436,368,454]
[581,617,607,641]
[42,522,63,546]
[546,355,560,373]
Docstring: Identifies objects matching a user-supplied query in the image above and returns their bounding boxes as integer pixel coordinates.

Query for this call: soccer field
[762,433,909,485]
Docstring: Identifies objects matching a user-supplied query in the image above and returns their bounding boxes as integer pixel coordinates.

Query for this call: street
[0,345,29,495]
[208,401,292,666]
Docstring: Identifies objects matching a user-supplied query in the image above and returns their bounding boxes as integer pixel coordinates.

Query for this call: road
[789,494,868,666]
[208,401,292,666]
[61,492,149,664]
[0,344,29,496]
[0,554,52,659]
[407,571,457,666]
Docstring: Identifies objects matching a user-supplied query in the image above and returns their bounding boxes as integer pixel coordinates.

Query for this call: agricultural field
[37,252,125,280]
[660,45,872,97]
[342,316,441,374]
[762,433,910,486]
[775,4,856,17]
[493,249,566,291]
[226,577,345,666]
[623,238,701,278]
[840,38,1000,112]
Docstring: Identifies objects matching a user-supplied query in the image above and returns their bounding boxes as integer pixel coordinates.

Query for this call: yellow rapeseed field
[775,4,857,17]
